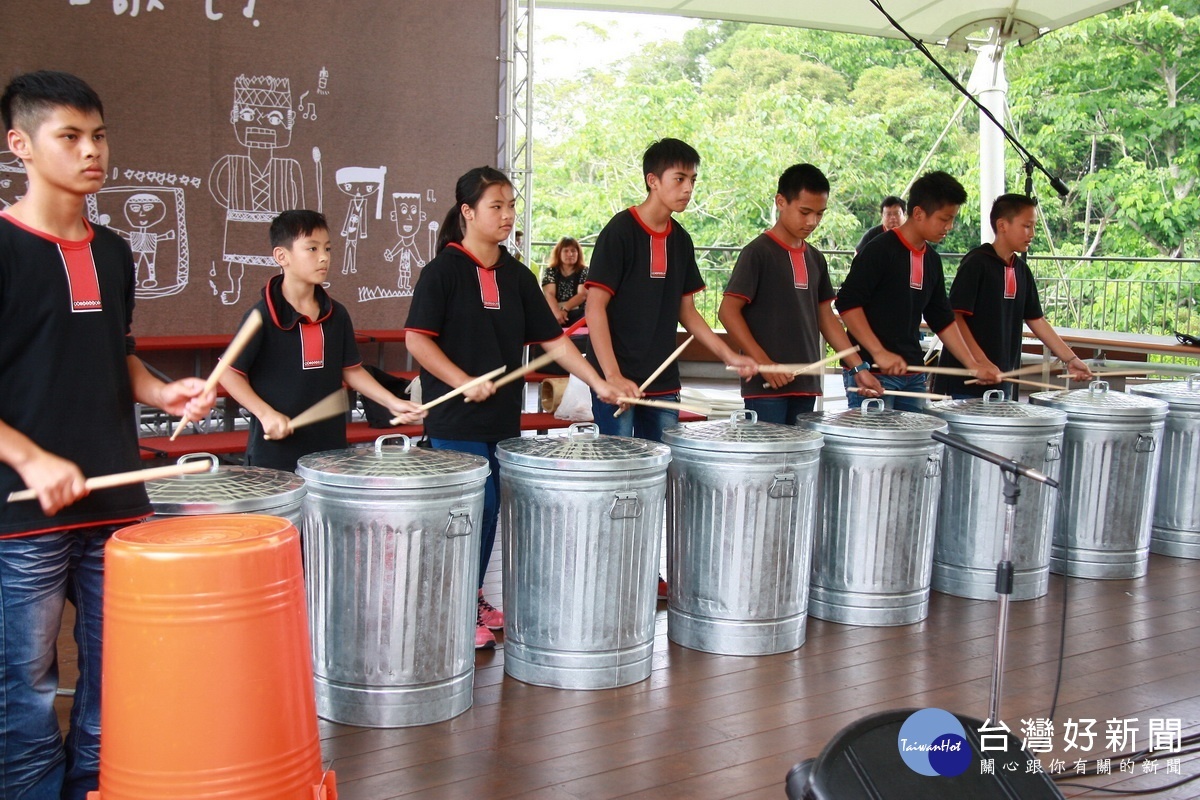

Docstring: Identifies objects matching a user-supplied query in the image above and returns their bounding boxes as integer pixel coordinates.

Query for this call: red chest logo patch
[300,322,325,370]
[1004,259,1018,300]
[909,250,924,290]
[789,247,808,289]
[478,267,500,309]
[59,244,102,313]
[649,234,668,279]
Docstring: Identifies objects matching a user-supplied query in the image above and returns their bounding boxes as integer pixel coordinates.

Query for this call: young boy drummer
[585,138,757,441]
[835,170,1003,411]
[220,209,425,472]
[0,71,215,799]
[933,194,1093,397]
[405,166,620,649]
[719,163,881,423]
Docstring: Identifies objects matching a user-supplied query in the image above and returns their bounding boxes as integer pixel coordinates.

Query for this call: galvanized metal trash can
[296,434,489,727]
[1129,375,1200,559]
[1031,381,1168,579]
[145,453,307,531]
[497,423,671,689]
[927,391,1067,600]
[661,410,823,655]
[802,399,947,626]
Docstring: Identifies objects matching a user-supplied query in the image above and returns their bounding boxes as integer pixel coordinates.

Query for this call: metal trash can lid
[146,453,307,514]
[296,434,490,489]
[1128,374,1200,408]
[929,389,1067,428]
[801,398,948,441]
[661,409,823,453]
[496,422,671,472]
[1030,380,1168,419]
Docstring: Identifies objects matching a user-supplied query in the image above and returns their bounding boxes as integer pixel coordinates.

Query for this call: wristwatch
[845,362,871,376]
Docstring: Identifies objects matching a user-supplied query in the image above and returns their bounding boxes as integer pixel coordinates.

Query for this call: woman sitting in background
[541,237,588,325]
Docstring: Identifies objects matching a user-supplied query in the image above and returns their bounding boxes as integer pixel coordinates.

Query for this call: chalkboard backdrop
[2,0,501,336]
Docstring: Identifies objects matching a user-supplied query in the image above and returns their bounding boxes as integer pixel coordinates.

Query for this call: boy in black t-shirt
[585,138,756,441]
[0,71,215,799]
[221,210,425,471]
[933,194,1092,398]
[720,164,881,423]
[835,171,1004,412]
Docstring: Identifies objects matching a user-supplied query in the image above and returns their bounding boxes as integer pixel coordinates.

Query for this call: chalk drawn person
[209,74,304,305]
[383,191,427,294]
[335,165,386,276]
[109,192,175,289]
[0,155,25,210]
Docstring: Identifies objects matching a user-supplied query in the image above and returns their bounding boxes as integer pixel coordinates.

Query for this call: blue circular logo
[897,708,972,777]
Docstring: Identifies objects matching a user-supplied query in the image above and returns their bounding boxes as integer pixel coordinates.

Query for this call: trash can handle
[1088,380,1110,395]
[862,398,886,413]
[374,433,412,454]
[730,409,758,425]
[1187,373,1199,391]
[983,389,1006,403]
[1135,433,1157,453]
[925,454,941,478]
[444,507,474,538]
[175,452,220,473]
[568,422,601,440]
[1045,439,1062,462]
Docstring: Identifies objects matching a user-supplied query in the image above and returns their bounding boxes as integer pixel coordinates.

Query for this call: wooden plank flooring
[57,549,1200,798]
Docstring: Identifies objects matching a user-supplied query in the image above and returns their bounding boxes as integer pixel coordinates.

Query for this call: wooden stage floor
[58,549,1200,798]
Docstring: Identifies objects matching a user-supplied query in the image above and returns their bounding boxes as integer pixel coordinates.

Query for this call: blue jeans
[0,525,114,800]
[430,439,499,591]
[591,393,678,443]
[844,371,930,413]
[743,395,817,425]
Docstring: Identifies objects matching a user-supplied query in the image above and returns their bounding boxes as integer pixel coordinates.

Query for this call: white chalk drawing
[358,191,437,304]
[335,165,386,276]
[70,0,258,24]
[313,147,323,212]
[209,74,304,305]
[318,66,329,95]
[0,156,26,209]
[87,186,190,299]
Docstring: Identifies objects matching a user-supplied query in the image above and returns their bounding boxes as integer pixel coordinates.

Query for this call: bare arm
[679,295,756,378]
[952,313,990,364]
[342,365,426,423]
[817,304,882,396]
[219,367,292,440]
[0,421,86,515]
[839,307,907,375]
[584,290,641,399]
[718,294,786,388]
[406,330,496,403]
[936,323,1002,384]
[127,356,215,419]
[540,336,621,404]
[542,283,566,324]
[1026,317,1093,380]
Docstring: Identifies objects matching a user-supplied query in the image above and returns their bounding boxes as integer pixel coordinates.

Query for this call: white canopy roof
[540,0,1132,47]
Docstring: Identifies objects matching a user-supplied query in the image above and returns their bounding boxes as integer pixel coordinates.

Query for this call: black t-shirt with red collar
[0,213,150,537]
[584,207,705,395]
[933,243,1044,397]
[229,274,362,471]
[405,243,561,442]
[835,228,956,367]
[724,231,835,398]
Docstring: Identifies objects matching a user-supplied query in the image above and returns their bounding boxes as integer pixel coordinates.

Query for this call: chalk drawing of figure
[109,193,177,289]
[0,155,26,209]
[335,165,386,276]
[208,74,303,305]
[384,191,427,295]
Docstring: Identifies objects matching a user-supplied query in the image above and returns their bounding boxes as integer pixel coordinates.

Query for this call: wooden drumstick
[7,460,213,504]
[392,366,506,424]
[265,389,350,439]
[170,309,263,441]
[614,335,694,418]
[965,362,1062,385]
[873,363,974,377]
[846,387,951,401]
[489,348,564,392]
[750,346,861,375]
[616,396,711,416]
[1006,377,1069,392]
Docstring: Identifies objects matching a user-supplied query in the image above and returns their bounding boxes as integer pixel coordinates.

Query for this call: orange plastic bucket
[88,514,336,800]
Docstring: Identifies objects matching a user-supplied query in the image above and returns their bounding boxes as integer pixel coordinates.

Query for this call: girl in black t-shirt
[405,166,621,650]
[541,236,588,325]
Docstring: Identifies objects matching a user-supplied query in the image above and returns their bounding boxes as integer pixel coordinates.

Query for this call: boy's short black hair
[881,195,906,213]
[907,171,967,217]
[642,138,700,191]
[776,163,830,201]
[1,71,104,133]
[270,210,328,249]
[989,193,1037,232]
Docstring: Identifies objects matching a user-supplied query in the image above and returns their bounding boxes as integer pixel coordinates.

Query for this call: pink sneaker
[657,577,669,601]
[477,592,505,631]
[475,622,496,650]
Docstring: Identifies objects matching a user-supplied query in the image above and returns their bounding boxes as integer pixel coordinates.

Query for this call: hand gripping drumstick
[965,362,1059,385]
[617,396,711,416]
[7,459,213,504]
[170,309,263,441]
[391,366,506,424]
[872,363,975,377]
[265,389,350,439]
[754,346,861,388]
[614,335,694,418]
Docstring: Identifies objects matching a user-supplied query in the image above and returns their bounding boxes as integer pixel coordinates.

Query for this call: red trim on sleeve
[682,286,705,297]
[583,280,615,296]
[723,291,752,303]
[953,308,975,317]
[404,327,440,337]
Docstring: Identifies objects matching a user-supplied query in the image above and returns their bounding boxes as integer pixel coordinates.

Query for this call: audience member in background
[856,195,906,253]
[541,236,589,325]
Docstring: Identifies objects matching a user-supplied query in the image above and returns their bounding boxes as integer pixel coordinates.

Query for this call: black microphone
[931,430,1060,489]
